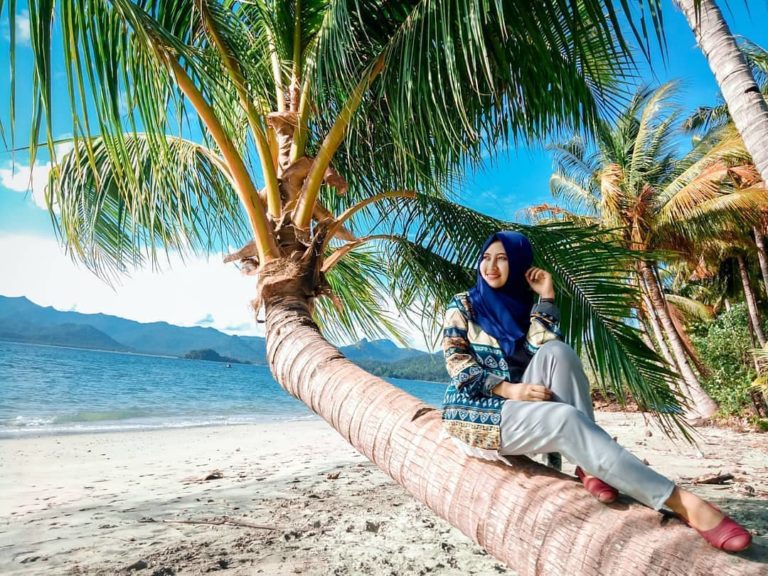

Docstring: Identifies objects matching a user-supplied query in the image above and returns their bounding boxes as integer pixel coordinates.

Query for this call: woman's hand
[492,381,552,402]
[525,267,555,299]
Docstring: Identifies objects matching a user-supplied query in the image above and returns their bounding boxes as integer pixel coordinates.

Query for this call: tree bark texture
[639,288,678,371]
[668,304,712,378]
[675,0,768,183]
[754,226,768,298]
[638,263,718,418]
[737,254,767,347]
[264,294,763,575]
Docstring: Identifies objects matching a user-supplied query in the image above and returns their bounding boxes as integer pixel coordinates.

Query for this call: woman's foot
[666,488,752,552]
[575,466,618,504]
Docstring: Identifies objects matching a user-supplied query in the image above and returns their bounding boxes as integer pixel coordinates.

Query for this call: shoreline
[2,413,766,575]
[0,413,320,441]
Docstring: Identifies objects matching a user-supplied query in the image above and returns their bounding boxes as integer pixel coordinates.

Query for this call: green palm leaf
[362,194,686,433]
[49,134,249,278]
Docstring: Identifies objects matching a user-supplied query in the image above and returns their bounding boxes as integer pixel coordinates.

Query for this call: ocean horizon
[0,340,446,439]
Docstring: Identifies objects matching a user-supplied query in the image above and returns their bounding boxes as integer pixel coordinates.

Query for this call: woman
[441,231,751,553]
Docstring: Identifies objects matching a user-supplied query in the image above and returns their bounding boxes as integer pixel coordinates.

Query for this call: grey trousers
[498,340,676,510]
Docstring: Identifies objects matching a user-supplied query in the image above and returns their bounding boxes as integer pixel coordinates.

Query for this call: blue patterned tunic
[441,292,561,450]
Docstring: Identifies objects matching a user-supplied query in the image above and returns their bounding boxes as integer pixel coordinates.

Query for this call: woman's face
[480,240,509,289]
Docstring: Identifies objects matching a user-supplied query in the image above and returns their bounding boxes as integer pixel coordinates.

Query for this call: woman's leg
[519,340,592,471]
[524,340,594,420]
[505,343,751,550]
[498,400,675,510]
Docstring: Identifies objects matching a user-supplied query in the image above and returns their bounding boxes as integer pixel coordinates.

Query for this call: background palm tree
[4,1,763,573]
[673,0,768,183]
[539,83,768,417]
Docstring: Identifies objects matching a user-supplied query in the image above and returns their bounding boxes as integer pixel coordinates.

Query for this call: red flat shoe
[575,466,618,504]
[682,506,752,552]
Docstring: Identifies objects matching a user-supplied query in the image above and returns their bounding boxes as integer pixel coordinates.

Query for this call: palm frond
[48,134,249,278]
[665,294,714,323]
[307,1,657,207]
[656,124,752,210]
[316,247,406,346]
[655,187,768,245]
[366,194,685,433]
[522,224,685,436]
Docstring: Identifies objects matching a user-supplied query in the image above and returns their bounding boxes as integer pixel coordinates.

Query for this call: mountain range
[0,295,446,380]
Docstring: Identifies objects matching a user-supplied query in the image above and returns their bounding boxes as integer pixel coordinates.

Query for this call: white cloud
[16,10,30,44]
[0,142,76,212]
[0,233,438,351]
[0,162,53,210]
[0,234,266,337]
[2,10,31,44]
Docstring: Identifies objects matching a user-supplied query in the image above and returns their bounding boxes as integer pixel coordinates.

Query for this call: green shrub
[690,303,760,417]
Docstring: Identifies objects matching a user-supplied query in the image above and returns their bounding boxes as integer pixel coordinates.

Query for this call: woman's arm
[443,297,552,402]
[442,298,505,399]
[492,381,552,401]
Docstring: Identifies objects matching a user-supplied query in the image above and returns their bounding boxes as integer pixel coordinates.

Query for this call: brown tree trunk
[668,304,712,379]
[639,288,677,371]
[737,253,767,347]
[675,0,768,183]
[263,292,762,574]
[754,226,768,297]
[638,262,718,418]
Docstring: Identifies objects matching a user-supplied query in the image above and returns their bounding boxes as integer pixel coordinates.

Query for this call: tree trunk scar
[411,406,436,422]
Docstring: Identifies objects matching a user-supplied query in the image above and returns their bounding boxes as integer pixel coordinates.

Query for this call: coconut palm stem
[639,285,678,371]
[638,261,717,418]
[674,0,768,183]
[196,0,281,219]
[737,253,767,347]
[294,56,385,230]
[166,56,277,262]
[754,226,768,296]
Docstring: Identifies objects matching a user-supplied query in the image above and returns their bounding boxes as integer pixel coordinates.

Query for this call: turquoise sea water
[0,341,446,438]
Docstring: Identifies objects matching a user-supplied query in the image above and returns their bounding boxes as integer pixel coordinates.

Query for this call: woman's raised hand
[492,382,552,402]
[525,267,555,299]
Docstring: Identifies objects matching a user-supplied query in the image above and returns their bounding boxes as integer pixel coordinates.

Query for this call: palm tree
[541,83,768,418]
[673,0,768,183]
[684,38,768,300]
[4,2,762,573]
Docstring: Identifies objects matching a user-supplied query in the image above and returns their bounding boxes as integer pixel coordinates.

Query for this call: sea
[0,341,447,439]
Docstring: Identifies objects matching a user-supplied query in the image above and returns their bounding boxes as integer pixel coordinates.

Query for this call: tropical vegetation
[535,82,768,418]
[3,0,766,573]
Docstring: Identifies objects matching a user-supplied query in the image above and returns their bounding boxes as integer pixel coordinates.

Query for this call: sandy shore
[1,413,766,575]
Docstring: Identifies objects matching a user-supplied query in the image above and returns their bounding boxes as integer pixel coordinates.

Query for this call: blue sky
[2,1,768,349]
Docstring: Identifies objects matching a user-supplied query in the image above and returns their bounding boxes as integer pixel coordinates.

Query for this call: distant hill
[339,338,426,363]
[0,296,439,377]
[0,295,266,362]
[357,351,448,383]
[183,348,247,364]
[0,319,130,352]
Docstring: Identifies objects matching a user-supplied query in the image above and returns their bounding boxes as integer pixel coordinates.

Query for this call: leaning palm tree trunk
[737,254,767,347]
[668,305,712,379]
[639,288,678,371]
[754,226,768,297]
[264,292,761,575]
[638,262,718,418]
[674,0,768,183]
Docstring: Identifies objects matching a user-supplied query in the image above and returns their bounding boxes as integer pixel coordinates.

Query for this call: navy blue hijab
[467,231,534,358]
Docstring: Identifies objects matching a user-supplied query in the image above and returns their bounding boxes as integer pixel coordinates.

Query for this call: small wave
[0,411,320,439]
[5,415,57,428]
[53,409,156,424]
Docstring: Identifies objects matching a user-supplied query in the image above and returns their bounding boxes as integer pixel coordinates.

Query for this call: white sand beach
[1,413,766,575]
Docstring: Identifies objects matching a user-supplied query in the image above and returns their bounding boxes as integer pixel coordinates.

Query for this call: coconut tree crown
[3,0,696,431]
